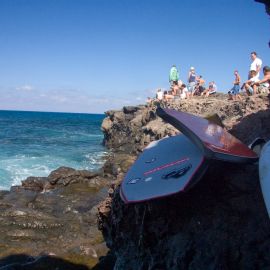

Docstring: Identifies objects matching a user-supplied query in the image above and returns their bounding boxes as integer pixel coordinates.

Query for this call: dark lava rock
[123,106,139,114]
[98,95,270,269]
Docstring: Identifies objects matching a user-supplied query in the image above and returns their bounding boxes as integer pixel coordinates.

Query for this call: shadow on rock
[0,254,89,270]
[230,107,270,144]
[91,251,116,270]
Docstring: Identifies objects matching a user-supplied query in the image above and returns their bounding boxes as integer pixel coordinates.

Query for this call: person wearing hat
[187,67,196,96]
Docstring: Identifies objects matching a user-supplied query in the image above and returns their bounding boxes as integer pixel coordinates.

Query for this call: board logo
[145,158,156,164]
[162,164,192,179]
[127,178,141,184]
[144,177,153,182]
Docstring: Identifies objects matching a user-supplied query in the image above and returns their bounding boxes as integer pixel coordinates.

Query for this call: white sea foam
[0,151,107,189]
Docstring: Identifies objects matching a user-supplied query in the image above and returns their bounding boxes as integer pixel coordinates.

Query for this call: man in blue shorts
[228,70,241,100]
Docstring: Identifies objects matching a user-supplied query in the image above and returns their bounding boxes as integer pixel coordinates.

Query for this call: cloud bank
[0,85,151,113]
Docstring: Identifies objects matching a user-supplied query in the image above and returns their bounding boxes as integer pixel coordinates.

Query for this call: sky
[0,0,269,113]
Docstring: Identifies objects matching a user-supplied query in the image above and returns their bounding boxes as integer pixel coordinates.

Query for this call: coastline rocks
[102,105,177,153]
[0,167,111,269]
[98,95,270,269]
[103,154,136,177]
[101,95,270,154]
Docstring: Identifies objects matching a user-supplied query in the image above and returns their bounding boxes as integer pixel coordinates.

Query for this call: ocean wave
[0,151,107,189]
[0,111,106,190]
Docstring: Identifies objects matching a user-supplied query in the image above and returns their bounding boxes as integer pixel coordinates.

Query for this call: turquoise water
[0,110,107,190]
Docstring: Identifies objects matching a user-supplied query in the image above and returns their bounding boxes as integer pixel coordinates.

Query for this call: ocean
[0,110,107,190]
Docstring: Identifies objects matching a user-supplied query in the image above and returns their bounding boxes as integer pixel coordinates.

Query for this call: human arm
[253,75,270,85]
[256,61,262,75]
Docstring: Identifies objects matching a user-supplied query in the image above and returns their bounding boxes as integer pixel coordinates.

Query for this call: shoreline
[0,110,107,191]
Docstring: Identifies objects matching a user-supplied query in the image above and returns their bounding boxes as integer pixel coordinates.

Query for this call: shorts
[229,84,240,95]
[247,85,254,95]
[187,82,196,92]
[198,86,205,93]
[209,90,216,95]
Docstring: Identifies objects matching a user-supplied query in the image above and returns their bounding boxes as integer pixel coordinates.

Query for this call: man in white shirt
[250,51,262,79]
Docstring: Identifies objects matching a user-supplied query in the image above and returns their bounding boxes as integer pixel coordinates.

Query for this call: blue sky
[0,0,269,113]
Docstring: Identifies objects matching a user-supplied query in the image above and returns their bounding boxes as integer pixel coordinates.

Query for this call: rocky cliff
[98,95,270,269]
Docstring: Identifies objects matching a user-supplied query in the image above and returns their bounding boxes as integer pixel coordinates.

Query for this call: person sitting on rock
[146,97,153,106]
[156,89,164,101]
[253,66,270,94]
[163,90,174,102]
[241,70,259,95]
[228,70,241,100]
[177,80,183,88]
[194,75,205,95]
[179,84,188,99]
[172,81,180,96]
[201,81,217,97]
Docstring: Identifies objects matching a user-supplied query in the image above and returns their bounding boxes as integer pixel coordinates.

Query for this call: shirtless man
[242,70,259,95]
[253,66,270,94]
[228,70,241,100]
[194,75,205,96]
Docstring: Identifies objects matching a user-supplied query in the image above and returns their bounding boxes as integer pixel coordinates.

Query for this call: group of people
[149,51,269,104]
[228,52,270,100]
[152,66,217,103]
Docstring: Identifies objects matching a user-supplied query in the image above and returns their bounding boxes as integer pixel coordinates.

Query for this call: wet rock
[48,167,100,187]
[21,176,48,192]
[0,167,112,269]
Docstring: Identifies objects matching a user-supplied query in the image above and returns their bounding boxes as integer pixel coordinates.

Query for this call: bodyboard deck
[120,134,207,203]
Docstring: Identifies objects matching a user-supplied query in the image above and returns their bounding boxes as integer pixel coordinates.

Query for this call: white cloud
[50,95,68,103]
[16,85,35,91]
[0,85,139,113]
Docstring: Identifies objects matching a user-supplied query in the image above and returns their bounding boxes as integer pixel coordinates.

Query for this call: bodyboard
[259,140,270,218]
[157,107,258,163]
[120,134,207,203]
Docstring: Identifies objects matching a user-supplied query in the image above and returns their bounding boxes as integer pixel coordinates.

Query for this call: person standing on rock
[169,65,179,86]
[228,70,242,100]
[187,67,197,96]
[250,51,262,79]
